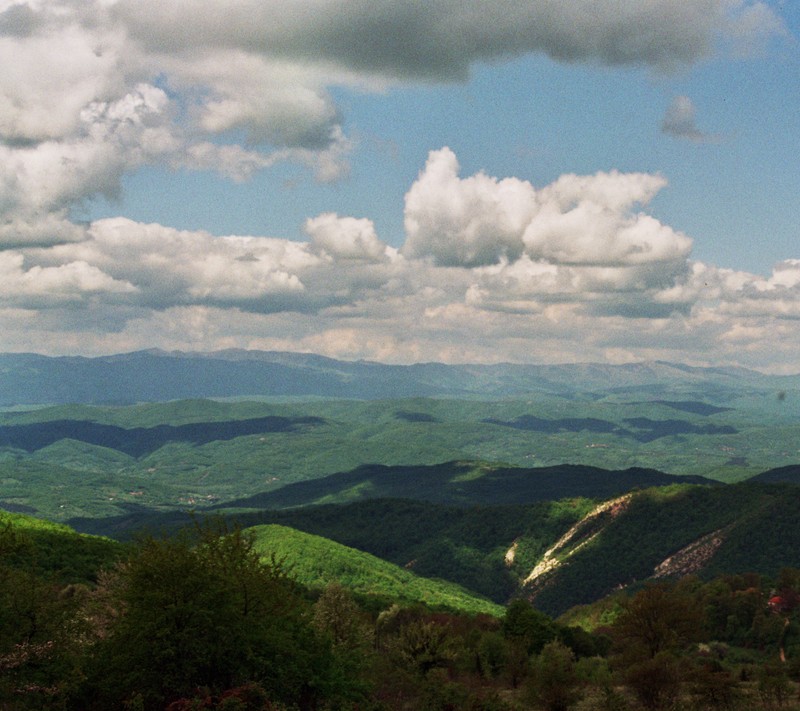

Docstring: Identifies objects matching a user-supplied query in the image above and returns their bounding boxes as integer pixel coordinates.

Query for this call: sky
[1,0,799,372]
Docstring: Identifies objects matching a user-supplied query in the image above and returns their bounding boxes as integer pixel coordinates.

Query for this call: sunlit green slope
[248,523,503,616]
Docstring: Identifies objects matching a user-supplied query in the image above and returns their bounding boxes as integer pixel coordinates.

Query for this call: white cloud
[0,83,179,247]
[523,172,691,266]
[403,147,692,269]
[723,0,789,56]
[305,213,392,262]
[2,145,799,370]
[0,0,785,256]
[76,218,318,310]
[0,250,136,306]
[0,214,87,249]
[0,17,128,143]
[403,148,535,266]
[661,95,720,142]
[0,1,796,378]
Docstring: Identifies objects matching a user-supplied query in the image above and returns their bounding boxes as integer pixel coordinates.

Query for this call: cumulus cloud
[2,146,799,371]
[112,0,782,77]
[0,0,795,372]
[0,82,179,247]
[2,145,799,369]
[404,147,692,271]
[73,218,317,310]
[0,0,785,252]
[305,213,393,262]
[17,215,407,318]
[0,250,136,307]
[723,0,789,55]
[661,95,720,142]
[0,14,127,144]
[403,148,535,266]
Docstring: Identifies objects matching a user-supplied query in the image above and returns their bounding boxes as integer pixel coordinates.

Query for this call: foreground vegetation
[5,512,800,710]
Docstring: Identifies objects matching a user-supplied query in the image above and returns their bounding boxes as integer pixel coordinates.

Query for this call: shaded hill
[67,481,800,617]
[249,481,800,617]
[0,414,325,457]
[521,482,800,616]
[647,400,734,416]
[750,464,800,484]
[214,461,716,509]
[242,498,594,603]
[6,393,785,523]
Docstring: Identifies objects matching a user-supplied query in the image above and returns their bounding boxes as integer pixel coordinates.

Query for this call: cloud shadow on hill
[0,415,326,458]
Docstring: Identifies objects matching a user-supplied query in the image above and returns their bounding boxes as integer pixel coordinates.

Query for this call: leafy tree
[689,660,740,710]
[757,661,792,709]
[475,630,508,679]
[525,640,583,711]
[388,618,456,676]
[312,581,373,651]
[503,598,557,655]
[621,652,681,710]
[81,523,343,710]
[612,582,703,659]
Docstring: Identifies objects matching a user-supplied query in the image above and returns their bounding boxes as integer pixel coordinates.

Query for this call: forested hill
[66,481,800,618]
[214,461,716,509]
[2,348,797,404]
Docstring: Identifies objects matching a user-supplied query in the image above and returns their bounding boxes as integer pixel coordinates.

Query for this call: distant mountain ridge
[1,349,796,405]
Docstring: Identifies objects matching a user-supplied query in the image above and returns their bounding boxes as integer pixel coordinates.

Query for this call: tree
[312,582,372,651]
[690,659,740,710]
[0,523,87,709]
[503,599,557,655]
[622,652,681,710]
[612,582,703,659]
[526,640,583,711]
[388,618,456,676]
[611,583,704,710]
[81,523,341,710]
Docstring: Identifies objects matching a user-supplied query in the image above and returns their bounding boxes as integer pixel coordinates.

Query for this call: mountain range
[2,348,798,405]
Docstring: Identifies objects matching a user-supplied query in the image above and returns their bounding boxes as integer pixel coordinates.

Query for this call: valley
[0,352,800,709]
[1,350,799,615]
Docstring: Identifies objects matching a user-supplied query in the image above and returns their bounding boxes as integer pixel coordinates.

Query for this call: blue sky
[2,1,799,371]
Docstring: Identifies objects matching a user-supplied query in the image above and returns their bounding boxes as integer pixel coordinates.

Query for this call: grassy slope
[248,523,503,616]
[0,510,122,584]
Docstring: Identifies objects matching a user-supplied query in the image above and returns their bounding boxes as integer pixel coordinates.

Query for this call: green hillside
[523,482,800,616]
[248,523,503,616]
[65,479,800,621]
[235,482,800,616]
[0,510,122,584]
[2,392,798,521]
[239,498,594,602]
